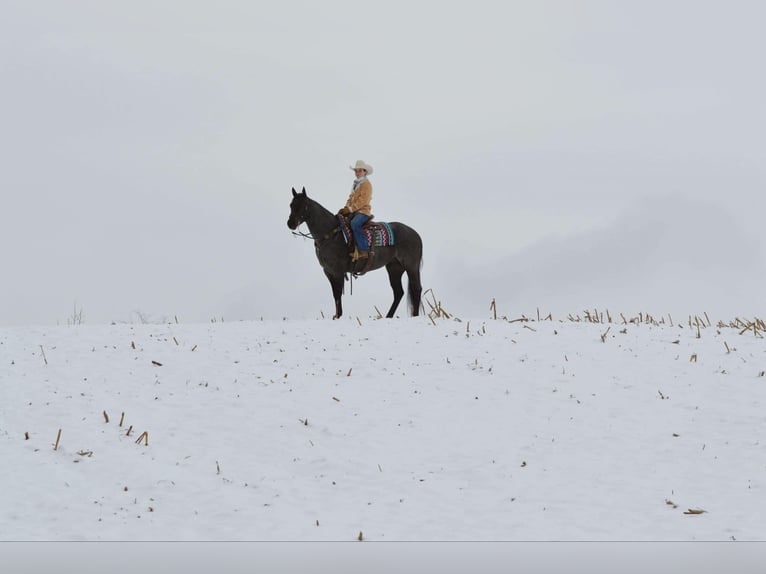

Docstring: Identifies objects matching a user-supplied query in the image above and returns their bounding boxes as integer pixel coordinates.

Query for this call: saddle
[336,214,395,274]
[336,214,395,254]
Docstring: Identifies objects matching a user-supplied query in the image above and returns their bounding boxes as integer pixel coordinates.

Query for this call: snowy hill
[2,310,765,541]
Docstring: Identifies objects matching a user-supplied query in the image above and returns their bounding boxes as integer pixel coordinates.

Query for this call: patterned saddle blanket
[337,215,395,248]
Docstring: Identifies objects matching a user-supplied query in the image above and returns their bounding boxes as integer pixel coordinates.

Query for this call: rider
[339,160,373,258]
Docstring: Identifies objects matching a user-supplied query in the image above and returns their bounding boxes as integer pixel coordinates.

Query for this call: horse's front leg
[325,271,345,319]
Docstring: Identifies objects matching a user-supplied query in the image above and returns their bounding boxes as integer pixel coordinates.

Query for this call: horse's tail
[407,252,423,316]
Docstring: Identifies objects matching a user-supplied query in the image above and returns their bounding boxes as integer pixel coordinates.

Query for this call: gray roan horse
[287,187,423,319]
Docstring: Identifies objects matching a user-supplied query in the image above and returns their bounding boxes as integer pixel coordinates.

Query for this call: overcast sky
[2,1,764,326]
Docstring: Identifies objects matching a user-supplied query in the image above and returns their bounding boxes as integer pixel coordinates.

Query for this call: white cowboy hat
[349,160,373,175]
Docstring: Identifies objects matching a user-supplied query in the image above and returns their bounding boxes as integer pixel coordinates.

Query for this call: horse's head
[287,187,309,230]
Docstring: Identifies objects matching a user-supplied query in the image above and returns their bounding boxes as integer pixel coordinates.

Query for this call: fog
[2,1,764,325]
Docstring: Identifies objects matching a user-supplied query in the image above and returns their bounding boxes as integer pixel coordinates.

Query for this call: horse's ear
[292,187,297,197]
[301,187,306,196]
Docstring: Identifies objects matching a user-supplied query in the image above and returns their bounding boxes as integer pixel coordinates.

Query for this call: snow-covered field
[2,310,766,543]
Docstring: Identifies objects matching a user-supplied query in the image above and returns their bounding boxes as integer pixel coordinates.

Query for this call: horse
[287,187,423,319]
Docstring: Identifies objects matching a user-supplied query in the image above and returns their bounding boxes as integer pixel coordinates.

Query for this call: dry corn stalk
[423,289,451,320]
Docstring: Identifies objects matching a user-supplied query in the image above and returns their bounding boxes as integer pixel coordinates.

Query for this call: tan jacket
[345,179,373,216]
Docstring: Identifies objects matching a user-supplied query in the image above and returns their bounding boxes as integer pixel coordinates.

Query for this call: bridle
[290,199,341,249]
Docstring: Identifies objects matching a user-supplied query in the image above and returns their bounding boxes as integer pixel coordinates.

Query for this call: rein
[291,225,341,249]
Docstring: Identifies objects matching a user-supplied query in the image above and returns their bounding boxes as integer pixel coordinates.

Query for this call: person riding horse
[287,186,423,319]
[338,160,374,259]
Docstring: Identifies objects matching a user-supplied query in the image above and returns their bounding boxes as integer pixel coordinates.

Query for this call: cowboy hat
[349,160,373,175]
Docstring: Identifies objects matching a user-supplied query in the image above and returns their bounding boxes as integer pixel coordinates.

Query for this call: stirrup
[351,248,369,261]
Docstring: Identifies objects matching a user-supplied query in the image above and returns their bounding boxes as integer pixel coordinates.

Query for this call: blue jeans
[350,213,371,252]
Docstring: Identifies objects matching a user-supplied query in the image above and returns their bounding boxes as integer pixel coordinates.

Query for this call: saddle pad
[337,215,395,247]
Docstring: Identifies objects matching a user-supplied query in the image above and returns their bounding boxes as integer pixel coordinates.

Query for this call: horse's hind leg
[385,261,405,318]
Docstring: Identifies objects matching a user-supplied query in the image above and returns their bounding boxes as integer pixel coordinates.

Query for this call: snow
[2,311,766,542]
